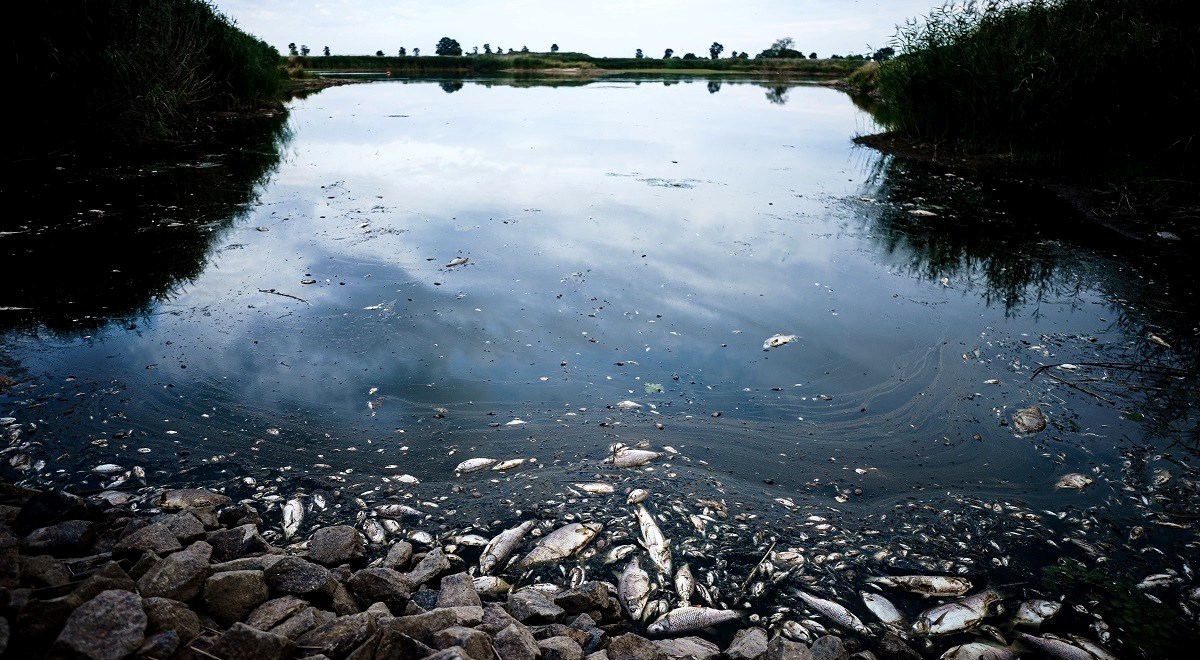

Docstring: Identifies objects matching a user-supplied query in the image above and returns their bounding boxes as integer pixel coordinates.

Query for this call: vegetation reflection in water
[1,78,1198,655]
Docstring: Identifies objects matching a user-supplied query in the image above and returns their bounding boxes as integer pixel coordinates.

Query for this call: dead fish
[519,522,602,568]
[1147,333,1171,349]
[1012,599,1061,629]
[780,620,812,643]
[619,556,652,621]
[790,589,870,635]
[376,504,424,518]
[647,606,741,635]
[606,448,662,468]
[763,334,799,350]
[157,488,231,509]
[396,474,420,484]
[480,520,536,575]
[446,256,469,267]
[1063,633,1119,660]
[616,400,642,411]
[452,533,490,547]
[573,482,615,495]
[504,419,527,426]
[675,564,695,605]
[866,575,973,598]
[940,641,1017,659]
[861,590,909,630]
[1012,632,1100,660]
[455,457,498,474]
[908,209,938,217]
[602,543,638,566]
[627,488,649,504]
[362,518,387,544]
[92,463,124,475]
[912,589,1004,636]
[1012,405,1047,434]
[1054,474,1093,490]
[492,458,526,471]
[635,503,672,575]
[472,575,511,595]
[282,496,304,539]
[408,530,434,545]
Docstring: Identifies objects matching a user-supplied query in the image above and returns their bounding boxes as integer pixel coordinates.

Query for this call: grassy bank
[8,0,284,155]
[873,0,1198,167]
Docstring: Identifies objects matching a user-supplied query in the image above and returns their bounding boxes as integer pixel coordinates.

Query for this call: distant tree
[830,54,843,59]
[707,80,721,93]
[287,42,298,56]
[551,44,559,53]
[682,52,697,60]
[809,52,817,59]
[521,45,529,52]
[635,48,644,59]
[398,47,407,56]
[323,46,330,56]
[709,42,724,59]
[730,51,738,58]
[872,47,895,61]
[375,50,384,57]
[508,48,515,53]
[770,37,794,53]
[663,48,673,58]
[484,43,491,54]
[435,37,462,56]
[738,52,749,59]
[300,44,310,56]
[472,46,479,54]
[413,47,420,56]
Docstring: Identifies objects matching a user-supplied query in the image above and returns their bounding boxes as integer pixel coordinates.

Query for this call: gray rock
[22,520,96,557]
[346,567,412,610]
[379,608,457,645]
[128,551,160,581]
[71,561,137,602]
[156,488,230,510]
[0,528,21,589]
[655,636,720,660]
[204,569,269,625]
[444,605,484,627]
[164,511,208,544]
[811,636,848,660]
[479,603,521,635]
[586,653,610,660]
[143,597,201,643]
[508,589,565,623]
[849,653,878,660]
[207,523,263,562]
[494,622,540,660]
[767,636,814,660]
[112,523,182,557]
[15,592,82,646]
[247,595,310,630]
[381,540,413,570]
[211,554,284,573]
[137,629,180,658]
[212,622,296,660]
[136,540,212,601]
[51,589,146,660]
[875,633,921,660]
[540,634,585,660]
[424,648,474,660]
[431,624,495,659]
[726,627,770,660]
[607,633,668,660]
[308,525,366,567]
[0,615,9,657]
[20,554,71,588]
[406,547,451,587]
[554,581,610,614]
[437,572,482,608]
[270,606,326,639]
[296,612,376,659]
[265,555,335,602]
[332,580,361,616]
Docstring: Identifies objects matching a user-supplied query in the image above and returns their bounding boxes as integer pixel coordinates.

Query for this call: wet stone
[295,612,376,659]
[655,636,720,660]
[508,589,565,623]
[136,540,212,601]
[157,488,230,510]
[204,569,269,625]
[381,540,413,570]
[308,525,366,567]
[247,595,309,630]
[16,593,83,647]
[51,589,146,660]
[163,511,207,544]
[540,634,585,660]
[22,520,96,557]
[479,603,521,635]
[437,572,482,608]
[554,581,609,613]
[207,523,264,562]
[425,648,474,660]
[411,587,439,610]
[346,567,412,610]
[265,555,335,602]
[494,621,540,660]
[848,652,878,660]
[331,581,360,616]
[811,635,849,660]
[767,636,814,660]
[875,633,921,660]
[726,627,769,660]
[0,528,20,589]
[143,597,201,644]
[137,629,180,658]
[407,547,451,587]
[607,633,668,660]
[270,606,326,639]
[112,523,181,557]
[13,490,87,534]
[382,608,457,644]
[212,622,296,660]
[371,624,435,658]
[431,624,495,659]
[20,554,70,589]
[71,561,137,602]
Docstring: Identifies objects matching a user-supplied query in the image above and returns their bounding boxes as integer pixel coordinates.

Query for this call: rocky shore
[0,481,887,660]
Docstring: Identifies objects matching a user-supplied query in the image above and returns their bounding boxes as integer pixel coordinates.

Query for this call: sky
[212,0,945,59]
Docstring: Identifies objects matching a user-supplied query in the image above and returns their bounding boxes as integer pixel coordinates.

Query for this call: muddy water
[2,78,1198,654]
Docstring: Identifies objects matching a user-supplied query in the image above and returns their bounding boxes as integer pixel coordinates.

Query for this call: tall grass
[876,0,1199,165]
[8,0,283,153]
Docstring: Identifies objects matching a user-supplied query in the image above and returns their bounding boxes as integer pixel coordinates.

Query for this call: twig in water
[1031,367,1115,404]
[258,288,311,305]
[188,645,222,660]
[741,539,777,591]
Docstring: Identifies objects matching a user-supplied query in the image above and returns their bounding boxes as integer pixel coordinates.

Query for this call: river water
[2,77,1198,655]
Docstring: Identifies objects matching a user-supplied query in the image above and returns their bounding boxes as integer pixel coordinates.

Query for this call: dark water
[3,77,1198,654]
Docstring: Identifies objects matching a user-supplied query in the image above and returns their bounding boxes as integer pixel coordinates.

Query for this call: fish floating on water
[480,520,536,575]
[866,574,973,598]
[282,496,304,539]
[518,522,602,568]
[1012,405,1047,434]
[619,556,652,621]
[445,256,469,267]
[1054,473,1094,490]
[634,503,672,576]
[763,334,799,350]
[790,588,870,635]
[646,606,741,635]
[606,448,662,468]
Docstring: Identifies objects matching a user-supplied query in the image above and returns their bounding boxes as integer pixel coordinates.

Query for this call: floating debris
[605,448,662,468]
[455,458,498,474]
[1054,473,1094,490]
[1012,405,1047,434]
[446,256,470,267]
[763,334,800,350]
[865,575,973,598]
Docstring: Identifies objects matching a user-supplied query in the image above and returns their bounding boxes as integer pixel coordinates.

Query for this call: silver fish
[647,606,740,635]
[606,449,662,468]
[376,504,424,519]
[573,482,615,495]
[480,520,536,575]
[282,496,304,539]
[940,641,1017,660]
[780,619,812,643]
[1063,633,1119,660]
[492,458,527,471]
[569,566,586,589]
[790,589,870,635]
[675,563,695,605]
[861,590,909,630]
[472,575,512,595]
[634,504,672,576]
[866,575,973,598]
[602,543,639,566]
[362,518,387,544]
[1011,599,1061,629]
[913,589,1004,636]
[519,522,603,568]
[1012,632,1099,660]
[627,488,650,504]
[619,556,652,621]
[446,256,469,267]
[455,457,498,474]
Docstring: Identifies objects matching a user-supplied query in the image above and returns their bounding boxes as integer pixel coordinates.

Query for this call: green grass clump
[877,0,1199,166]
[8,0,284,153]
